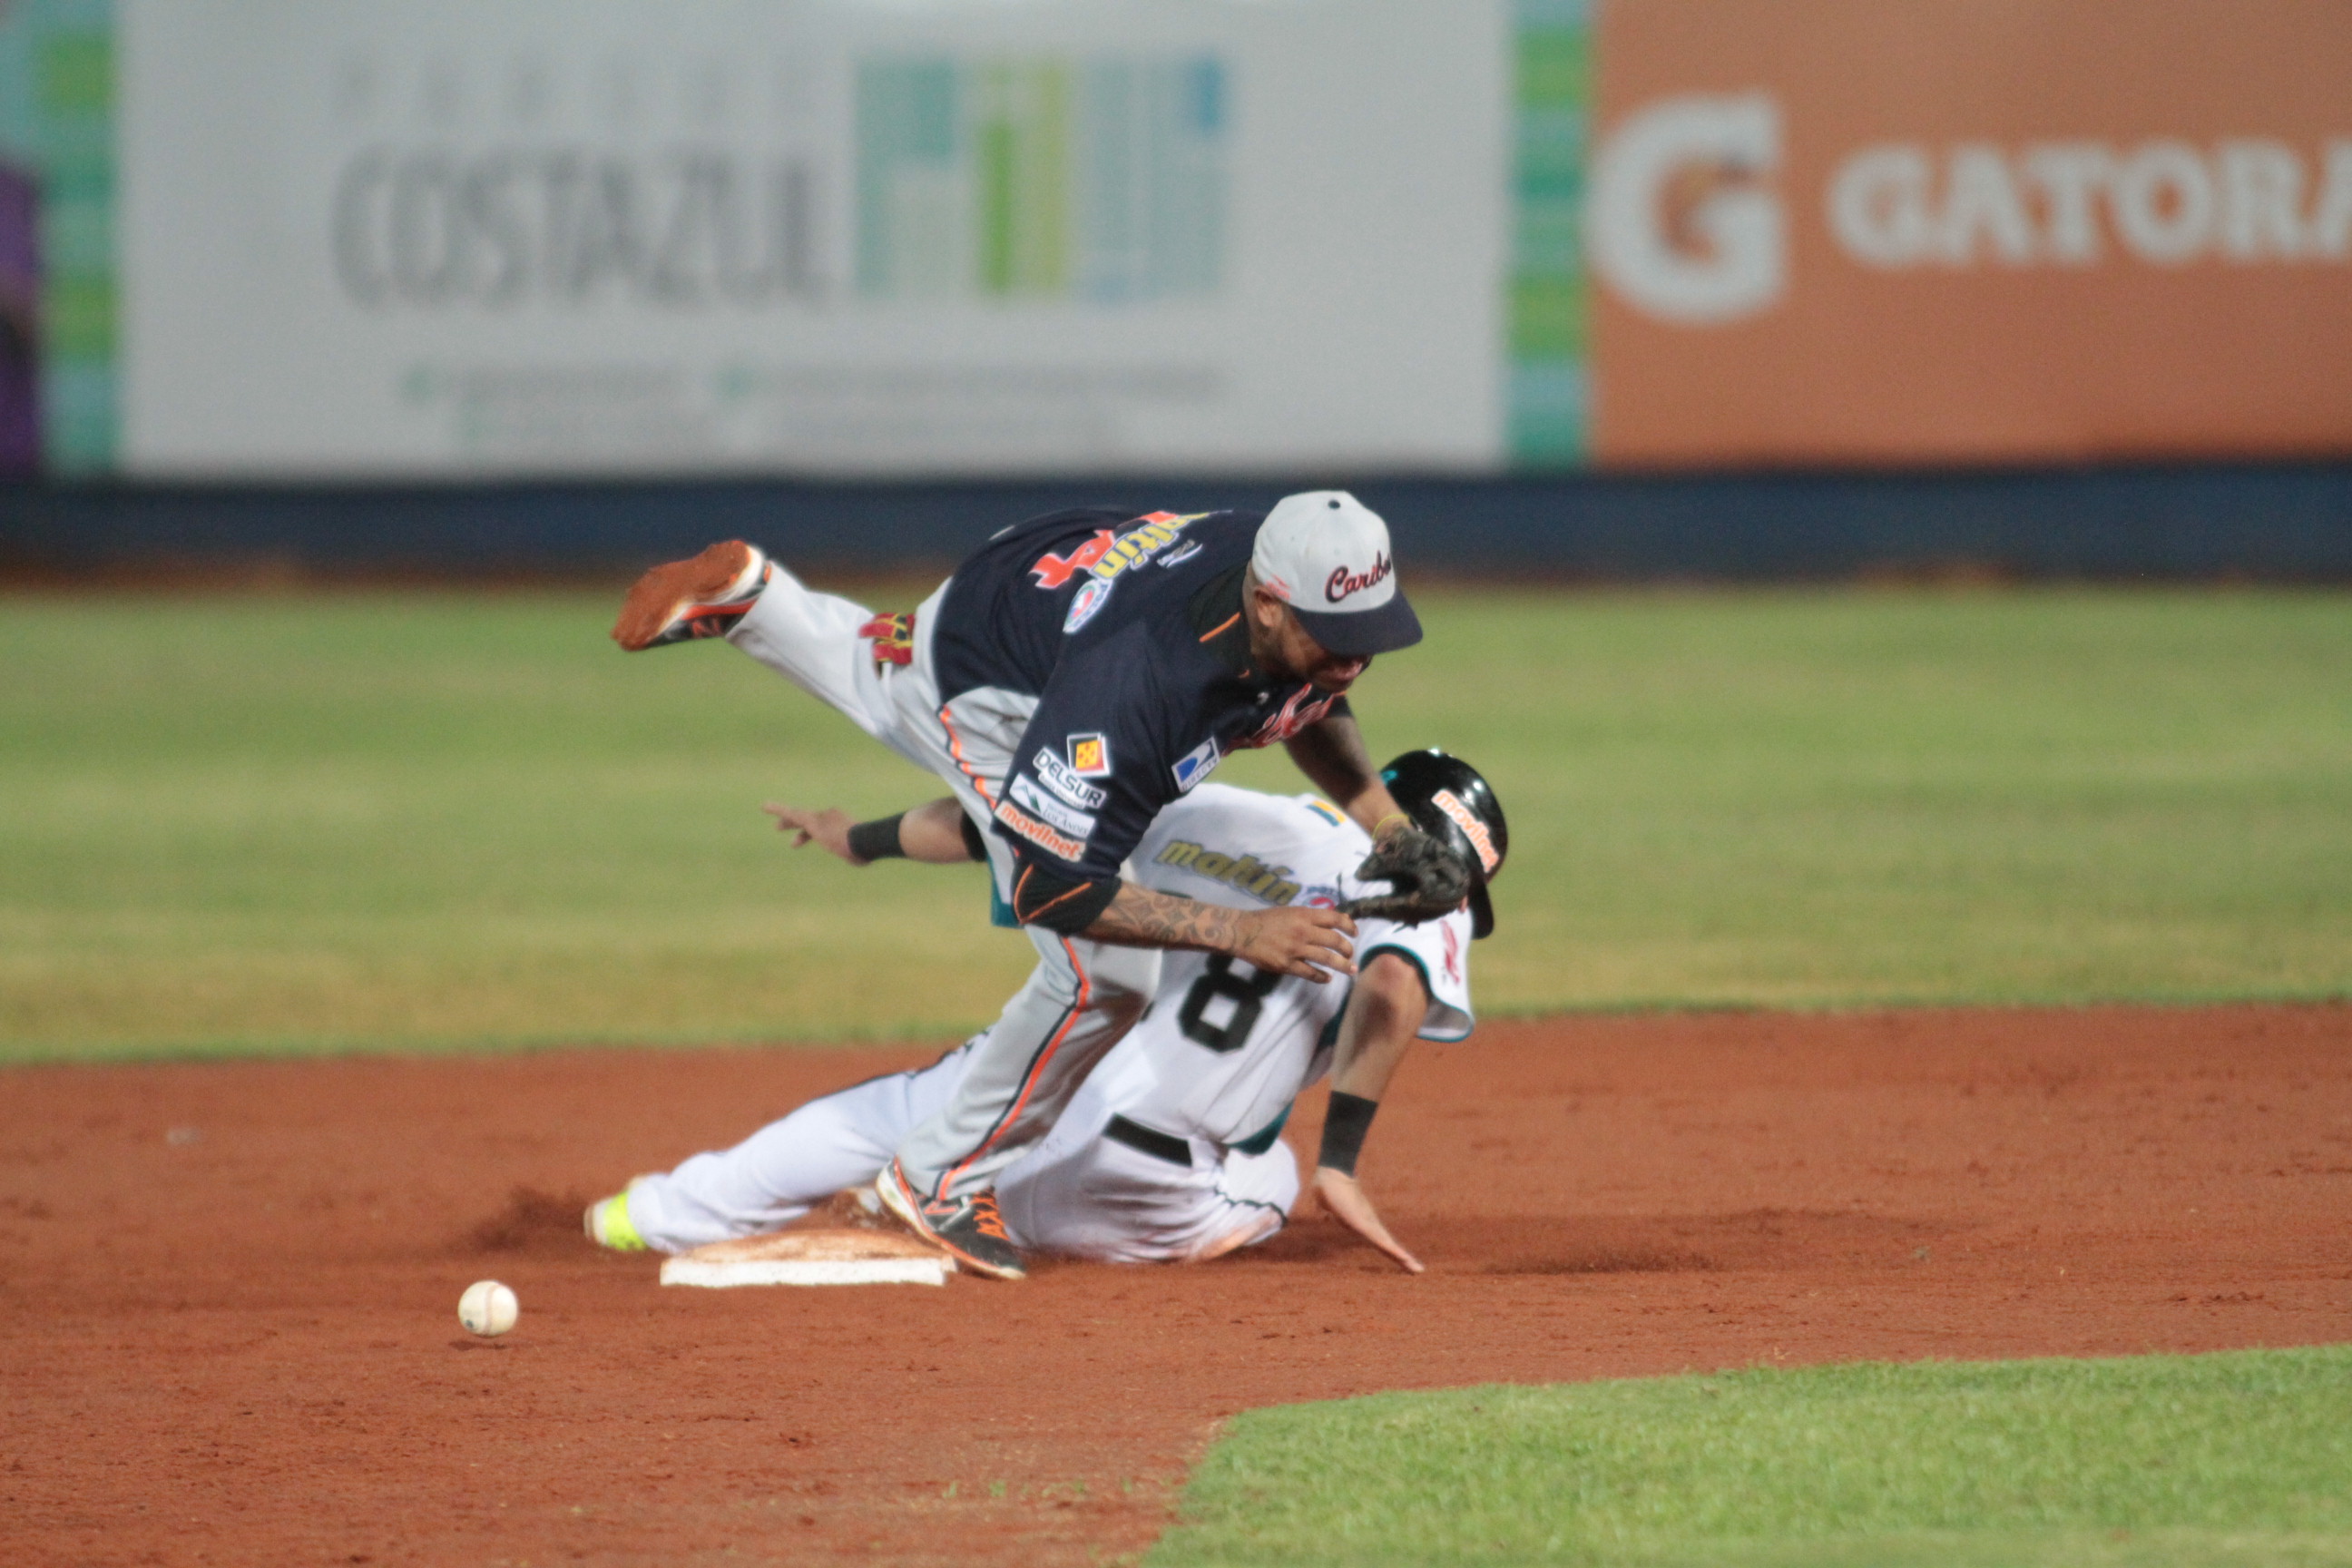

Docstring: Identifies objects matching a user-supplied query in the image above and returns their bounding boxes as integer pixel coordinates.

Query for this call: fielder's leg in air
[587,762,1505,1274]
[610,497,1469,1279]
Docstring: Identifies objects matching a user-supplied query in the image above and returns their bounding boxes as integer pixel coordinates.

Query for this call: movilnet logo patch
[1434,788,1501,875]
[1067,733,1112,778]
[1324,552,1392,603]
[995,799,1087,863]
[1171,737,1220,794]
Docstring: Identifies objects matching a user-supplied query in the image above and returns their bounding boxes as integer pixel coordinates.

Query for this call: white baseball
[458,1279,519,1337]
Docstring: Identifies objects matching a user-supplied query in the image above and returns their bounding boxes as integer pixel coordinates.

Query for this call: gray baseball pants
[726,561,1161,1200]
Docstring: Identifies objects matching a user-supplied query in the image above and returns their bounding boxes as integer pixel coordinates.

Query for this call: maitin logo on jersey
[1153,841,1302,906]
[1030,511,1210,591]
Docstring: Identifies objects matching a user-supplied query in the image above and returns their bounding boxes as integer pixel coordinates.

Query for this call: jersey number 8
[1177,956,1283,1054]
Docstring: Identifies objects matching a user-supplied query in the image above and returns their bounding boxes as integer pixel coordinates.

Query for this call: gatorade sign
[1587,0,2352,466]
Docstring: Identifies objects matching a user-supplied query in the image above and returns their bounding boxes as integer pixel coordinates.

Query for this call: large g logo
[1590,93,1786,325]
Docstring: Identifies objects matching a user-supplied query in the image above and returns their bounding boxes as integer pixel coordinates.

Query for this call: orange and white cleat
[611,541,773,651]
[875,1159,1027,1280]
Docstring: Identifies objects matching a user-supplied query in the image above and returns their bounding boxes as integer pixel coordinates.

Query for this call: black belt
[1103,1114,1192,1168]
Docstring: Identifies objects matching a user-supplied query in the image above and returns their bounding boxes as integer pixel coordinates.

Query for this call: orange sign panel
[1589,0,2352,466]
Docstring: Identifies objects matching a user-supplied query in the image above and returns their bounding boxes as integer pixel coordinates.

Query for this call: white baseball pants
[622,1041,1298,1263]
[726,563,1161,1200]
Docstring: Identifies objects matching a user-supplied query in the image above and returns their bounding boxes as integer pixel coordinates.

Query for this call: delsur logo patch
[1067,733,1112,778]
[1033,748,1108,809]
[1170,737,1221,794]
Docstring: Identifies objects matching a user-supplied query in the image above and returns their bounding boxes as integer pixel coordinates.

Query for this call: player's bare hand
[1233,906,1356,982]
[1311,1167,1425,1274]
[762,802,866,865]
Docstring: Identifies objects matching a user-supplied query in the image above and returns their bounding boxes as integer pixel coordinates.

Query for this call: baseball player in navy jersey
[612,495,1474,1279]
[584,753,1506,1271]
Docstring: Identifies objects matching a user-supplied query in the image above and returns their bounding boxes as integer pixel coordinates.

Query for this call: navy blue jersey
[929,507,1351,908]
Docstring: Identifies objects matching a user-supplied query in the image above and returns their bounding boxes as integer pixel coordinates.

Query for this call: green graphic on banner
[1509,0,1590,467]
[858,55,1223,303]
[0,0,114,475]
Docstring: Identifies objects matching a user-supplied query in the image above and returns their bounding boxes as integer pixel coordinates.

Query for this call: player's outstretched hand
[1236,906,1357,983]
[763,802,866,865]
[1311,1167,1425,1274]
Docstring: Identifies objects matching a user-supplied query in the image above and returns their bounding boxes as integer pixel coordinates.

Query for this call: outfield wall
[6,464,2351,580]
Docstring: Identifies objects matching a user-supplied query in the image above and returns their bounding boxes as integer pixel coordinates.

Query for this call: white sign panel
[119,0,1506,478]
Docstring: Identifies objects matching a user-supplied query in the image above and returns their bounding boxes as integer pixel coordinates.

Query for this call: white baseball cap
[1250,491,1423,657]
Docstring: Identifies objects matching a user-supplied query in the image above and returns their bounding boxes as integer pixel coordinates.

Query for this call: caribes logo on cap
[1325,552,1393,604]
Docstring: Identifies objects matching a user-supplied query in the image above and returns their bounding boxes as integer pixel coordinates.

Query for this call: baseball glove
[1340,824,1475,926]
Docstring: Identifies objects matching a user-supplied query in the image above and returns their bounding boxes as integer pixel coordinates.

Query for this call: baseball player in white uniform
[587,754,1505,1271]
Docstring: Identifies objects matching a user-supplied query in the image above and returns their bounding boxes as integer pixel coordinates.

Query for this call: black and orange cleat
[612,541,773,651]
[875,1159,1027,1281]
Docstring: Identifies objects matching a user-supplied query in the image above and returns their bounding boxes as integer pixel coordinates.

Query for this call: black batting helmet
[1380,750,1507,938]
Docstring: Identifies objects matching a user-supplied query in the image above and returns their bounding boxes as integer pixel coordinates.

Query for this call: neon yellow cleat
[583,1191,648,1252]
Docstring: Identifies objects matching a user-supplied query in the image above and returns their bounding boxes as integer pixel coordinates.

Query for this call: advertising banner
[10,0,2347,480]
[1585,0,2352,467]
[0,0,115,475]
[117,0,1506,478]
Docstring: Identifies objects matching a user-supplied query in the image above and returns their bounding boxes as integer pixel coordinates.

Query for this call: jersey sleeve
[990,623,1181,927]
[1355,907,1475,1042]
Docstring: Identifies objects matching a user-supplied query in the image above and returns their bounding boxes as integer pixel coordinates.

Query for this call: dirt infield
[5,1004,2348,1566]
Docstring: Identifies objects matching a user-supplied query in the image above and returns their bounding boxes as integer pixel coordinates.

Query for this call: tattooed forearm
[1285,712,1402,834]
[1083,880,1247,953]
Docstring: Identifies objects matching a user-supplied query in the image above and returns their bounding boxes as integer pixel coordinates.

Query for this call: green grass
[1151,1348,2352,1567]
[3,585,2348,1061]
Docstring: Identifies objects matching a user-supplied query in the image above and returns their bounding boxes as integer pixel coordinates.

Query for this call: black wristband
[845,814,906,863]
[1317,1092,1378,1177]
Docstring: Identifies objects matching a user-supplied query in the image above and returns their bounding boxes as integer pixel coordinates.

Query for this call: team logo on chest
[1032,512,1212,633]
[1234,687,1342,750]
[1067,733,1112,778]
[1153,840,1303,906]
